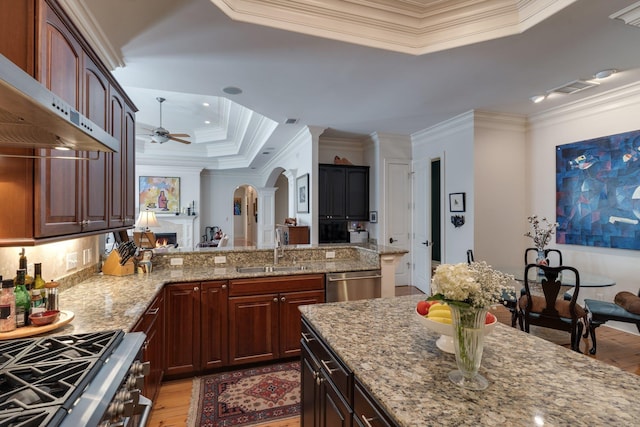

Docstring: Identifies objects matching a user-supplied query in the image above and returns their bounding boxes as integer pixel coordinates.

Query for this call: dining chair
[519,264,587,352]
[584,290,640,354]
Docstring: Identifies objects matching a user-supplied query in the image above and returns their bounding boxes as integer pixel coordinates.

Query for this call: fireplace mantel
[154,214,198,250]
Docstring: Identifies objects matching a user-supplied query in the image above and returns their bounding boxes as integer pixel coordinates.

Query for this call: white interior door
[385,161,411,286]
[412,158,431,294]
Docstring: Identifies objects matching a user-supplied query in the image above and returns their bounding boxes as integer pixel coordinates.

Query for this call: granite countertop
[300,294,640,426]
[53,256,379,336]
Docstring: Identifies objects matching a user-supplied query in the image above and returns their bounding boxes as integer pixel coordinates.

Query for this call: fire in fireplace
[155,232,178,248]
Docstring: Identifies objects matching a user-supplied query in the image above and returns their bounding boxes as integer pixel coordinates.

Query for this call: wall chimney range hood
[0,54,119,153]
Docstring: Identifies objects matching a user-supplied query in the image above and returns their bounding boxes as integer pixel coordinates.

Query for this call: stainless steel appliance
[326,270,382,302]
[0,330,151,427]
[0,53,119,152]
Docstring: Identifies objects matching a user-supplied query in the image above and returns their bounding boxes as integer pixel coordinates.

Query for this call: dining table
[496,265,616,304]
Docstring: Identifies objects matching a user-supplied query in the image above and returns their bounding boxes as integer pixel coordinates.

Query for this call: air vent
[549,79,598,95]
[610,2,640,28]
[285,118,299,124]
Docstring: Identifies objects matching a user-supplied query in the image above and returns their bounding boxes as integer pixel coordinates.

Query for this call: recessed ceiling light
[594,69,617,80]
[202,102,210,107]
[530,95,546,103]
[222,86,243,95]
[204,120,211,124]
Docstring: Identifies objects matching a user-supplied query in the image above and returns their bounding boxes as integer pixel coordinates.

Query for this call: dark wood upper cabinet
[0,0,137,245]
[319,164,369,221]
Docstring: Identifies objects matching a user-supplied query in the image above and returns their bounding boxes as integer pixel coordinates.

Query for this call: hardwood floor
[148,286,640,427]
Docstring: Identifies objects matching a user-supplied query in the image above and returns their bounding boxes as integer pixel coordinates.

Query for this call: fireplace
[155,232,178,248]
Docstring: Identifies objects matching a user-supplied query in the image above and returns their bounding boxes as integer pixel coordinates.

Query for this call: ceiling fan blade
[168,133,191,138]
[169,136,191,144]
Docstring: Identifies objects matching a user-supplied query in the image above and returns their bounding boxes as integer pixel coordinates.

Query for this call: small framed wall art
[449,192,466,213]
[296,174,309,213]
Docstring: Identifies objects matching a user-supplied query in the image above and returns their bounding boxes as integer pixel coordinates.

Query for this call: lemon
[428,316,452,324]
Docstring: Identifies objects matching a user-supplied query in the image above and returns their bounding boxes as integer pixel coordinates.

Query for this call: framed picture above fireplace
[139,176,180,214]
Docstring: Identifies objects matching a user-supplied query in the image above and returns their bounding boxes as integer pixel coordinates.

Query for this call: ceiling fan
[138,97,191,144]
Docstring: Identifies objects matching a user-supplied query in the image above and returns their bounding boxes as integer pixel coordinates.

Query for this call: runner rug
[188,361,301,427]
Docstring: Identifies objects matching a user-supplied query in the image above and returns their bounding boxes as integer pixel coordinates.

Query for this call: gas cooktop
[0,330,125,426]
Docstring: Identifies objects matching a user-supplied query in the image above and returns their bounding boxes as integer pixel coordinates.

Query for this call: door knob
[389,237,395,244]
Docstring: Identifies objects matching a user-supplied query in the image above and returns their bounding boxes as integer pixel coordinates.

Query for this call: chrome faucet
[274,228,284,264]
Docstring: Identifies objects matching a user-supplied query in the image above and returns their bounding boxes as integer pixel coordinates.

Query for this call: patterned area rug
[188,361,301,427]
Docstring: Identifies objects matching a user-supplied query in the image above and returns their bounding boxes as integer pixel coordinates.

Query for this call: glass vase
[536,249,547,276]
[448,304,489,391]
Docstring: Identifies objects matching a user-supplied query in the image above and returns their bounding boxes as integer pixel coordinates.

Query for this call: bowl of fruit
[415,300,497,353]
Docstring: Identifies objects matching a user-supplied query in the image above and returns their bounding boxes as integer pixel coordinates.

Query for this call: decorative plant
[428,262,514,309]
[524,215,558,250]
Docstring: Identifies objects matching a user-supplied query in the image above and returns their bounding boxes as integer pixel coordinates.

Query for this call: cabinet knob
[222,284,227,289]
[280,296,286,302]
[194,287,199,292]
[273,297,278,303]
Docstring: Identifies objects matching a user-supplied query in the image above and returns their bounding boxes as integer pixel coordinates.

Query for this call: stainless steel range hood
[0,54,119,153]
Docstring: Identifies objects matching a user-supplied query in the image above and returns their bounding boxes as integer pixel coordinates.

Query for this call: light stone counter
[53,255,380,336]
[300,294,640,427]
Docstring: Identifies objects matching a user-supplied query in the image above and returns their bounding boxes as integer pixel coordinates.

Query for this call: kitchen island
[300,294,640,426]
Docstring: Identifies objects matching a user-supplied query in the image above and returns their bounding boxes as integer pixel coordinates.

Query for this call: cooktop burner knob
[126,374,144,391]
[106,401,125,419]
[129,360,151,376]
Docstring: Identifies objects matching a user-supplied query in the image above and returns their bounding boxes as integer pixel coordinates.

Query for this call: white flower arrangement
[524,215,558,250]
[429,262,514,308]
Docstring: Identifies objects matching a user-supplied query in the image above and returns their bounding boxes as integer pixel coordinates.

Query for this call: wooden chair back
[520,264,585,351]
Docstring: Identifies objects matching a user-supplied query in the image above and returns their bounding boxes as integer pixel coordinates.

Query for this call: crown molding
[210,0,576,55]
[57,0,124,70]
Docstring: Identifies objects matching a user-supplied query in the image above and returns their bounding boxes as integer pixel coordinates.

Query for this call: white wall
[527,83,640,334]
[412,112,474,264]
[474,112,527,269]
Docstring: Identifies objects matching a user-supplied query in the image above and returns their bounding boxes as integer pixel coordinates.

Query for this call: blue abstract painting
[556,129,640,250]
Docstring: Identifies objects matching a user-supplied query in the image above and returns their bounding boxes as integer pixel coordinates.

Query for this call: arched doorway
[233,185,257,246]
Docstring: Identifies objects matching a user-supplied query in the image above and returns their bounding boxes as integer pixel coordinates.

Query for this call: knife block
[102,250,135,276]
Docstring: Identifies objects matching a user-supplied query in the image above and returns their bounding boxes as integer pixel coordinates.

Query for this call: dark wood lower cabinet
[131,291,164,402]
[164,280,228,379]
[228,274,324,365]
[302,318,396,427]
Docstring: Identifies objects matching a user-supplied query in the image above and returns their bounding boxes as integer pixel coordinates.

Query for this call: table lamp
[135,210,159,231]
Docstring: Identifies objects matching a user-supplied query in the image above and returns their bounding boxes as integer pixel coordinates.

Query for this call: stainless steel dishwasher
[326,270,382,302]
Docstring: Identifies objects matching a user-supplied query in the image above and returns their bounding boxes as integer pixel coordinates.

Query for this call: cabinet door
[279,290,324,358]
[319,165,345,219]
[320,369,352,427]
[81,53,109,231]
[35,2,83,237]
[228,293,279,365]
[132,292,164,402]
[107,89,125,228]
[201,281,228,370]
[301,342,321,427]
[164,283,201,377]
[123,105,136,226]
[345,167,369,220]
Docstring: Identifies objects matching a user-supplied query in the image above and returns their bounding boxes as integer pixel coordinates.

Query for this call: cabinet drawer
[229,274,323,296]
[301,319,352,404]
[353,378,394,427]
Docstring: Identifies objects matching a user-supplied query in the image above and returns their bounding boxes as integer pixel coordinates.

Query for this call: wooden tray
[0,310,75,340]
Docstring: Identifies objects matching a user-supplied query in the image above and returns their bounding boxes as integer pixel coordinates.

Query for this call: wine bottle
[34,263,46,300]
[15,248,34,289]
[14,269,30,327]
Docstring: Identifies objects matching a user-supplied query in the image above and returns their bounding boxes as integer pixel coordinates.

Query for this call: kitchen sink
[236,265,309,273]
